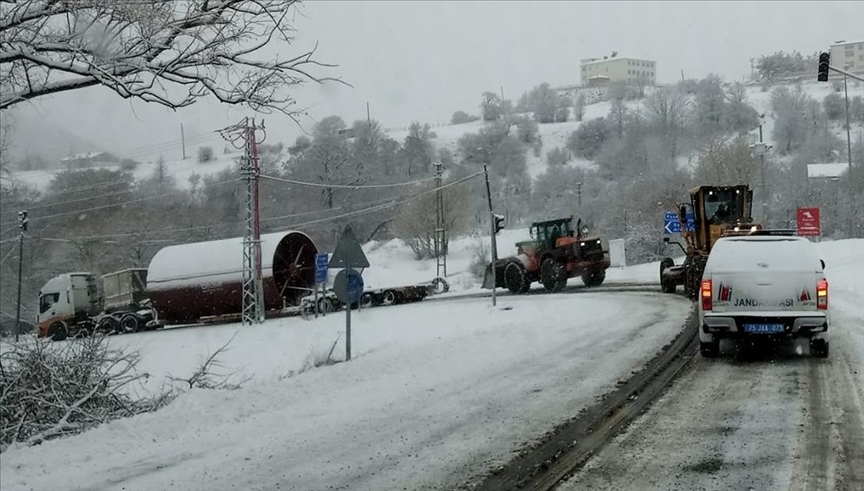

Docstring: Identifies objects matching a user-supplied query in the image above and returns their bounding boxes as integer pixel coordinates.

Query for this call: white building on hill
[830,39,864,76]
[580,54,657,87]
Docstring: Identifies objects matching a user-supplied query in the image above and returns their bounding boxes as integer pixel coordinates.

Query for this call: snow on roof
[580,56,654,66]
[60,151,113,162]
[807,163,848,179]
[832,39,864,47]
[147,231,312,290]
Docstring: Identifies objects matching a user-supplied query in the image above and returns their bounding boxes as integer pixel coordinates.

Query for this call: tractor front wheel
[504,262,530,294]
[581,269,606,287]
[541,258,567,293]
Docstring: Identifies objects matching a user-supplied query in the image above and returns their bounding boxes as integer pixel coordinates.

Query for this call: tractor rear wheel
[660,257,676,294]
[541,258,567,293]
[504,262,530,294]
[581,269,606,287]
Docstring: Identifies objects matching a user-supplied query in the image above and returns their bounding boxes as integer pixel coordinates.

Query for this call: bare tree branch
[0,0,347,114]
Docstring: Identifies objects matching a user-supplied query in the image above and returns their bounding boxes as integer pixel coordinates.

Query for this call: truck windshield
[705,189,745,224]
[39,293,60,313]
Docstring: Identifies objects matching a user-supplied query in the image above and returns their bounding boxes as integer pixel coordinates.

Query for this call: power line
[260,174,438,190]
[270,171,484,232]
[0,244,16,265]
[0,179,238,227]
[24,174,483,246]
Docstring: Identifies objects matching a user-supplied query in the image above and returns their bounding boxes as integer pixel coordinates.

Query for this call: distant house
[580,54,657,87]
[829,39,864,76]
[60,151,120,169]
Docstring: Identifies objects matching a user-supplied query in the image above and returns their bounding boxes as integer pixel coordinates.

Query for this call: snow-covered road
[561,240,864,491]
[1,292,691,491]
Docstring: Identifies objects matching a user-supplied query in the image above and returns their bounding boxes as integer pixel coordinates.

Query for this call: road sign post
[329,225,370,362]
[797,207,821,237]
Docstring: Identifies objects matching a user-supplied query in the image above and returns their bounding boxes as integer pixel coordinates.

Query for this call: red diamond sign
[796,207,821,237]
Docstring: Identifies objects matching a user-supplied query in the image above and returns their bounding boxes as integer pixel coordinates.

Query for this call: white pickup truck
[698,235,830,358]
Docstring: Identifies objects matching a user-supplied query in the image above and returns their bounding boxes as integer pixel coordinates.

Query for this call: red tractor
[483,217,611,293]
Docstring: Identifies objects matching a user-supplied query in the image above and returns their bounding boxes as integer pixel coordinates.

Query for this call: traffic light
[17,210,28,232]
[492,213,505,235]
[817,52,830,82]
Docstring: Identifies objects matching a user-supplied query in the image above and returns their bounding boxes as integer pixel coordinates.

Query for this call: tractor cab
[529,216,590,250]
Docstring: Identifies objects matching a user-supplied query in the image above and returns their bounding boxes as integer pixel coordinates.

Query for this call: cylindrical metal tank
[146,231,318,324]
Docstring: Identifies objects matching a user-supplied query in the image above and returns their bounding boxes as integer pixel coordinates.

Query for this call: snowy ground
[560,239,864,491]
[1,280,691,491]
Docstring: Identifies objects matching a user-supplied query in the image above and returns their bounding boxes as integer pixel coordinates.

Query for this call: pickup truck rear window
[707,239,821,272]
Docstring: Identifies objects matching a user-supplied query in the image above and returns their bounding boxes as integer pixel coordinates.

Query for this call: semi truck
[36,268,158,341]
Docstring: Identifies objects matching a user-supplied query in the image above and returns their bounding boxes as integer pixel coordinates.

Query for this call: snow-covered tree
[0,0,341,116]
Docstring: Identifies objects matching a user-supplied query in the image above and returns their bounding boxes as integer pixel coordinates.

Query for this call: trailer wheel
[360,292,375,309]
[317,297,333,314]
[48,321,68,341]
[120,314,141,333]
[431,277,450,294]
[97,316,119,334]
[381,290,397,306]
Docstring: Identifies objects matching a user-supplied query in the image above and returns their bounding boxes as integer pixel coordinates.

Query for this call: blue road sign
[334,269,364,304]
[664,212,681,234]
[663,211,696,234]
[315,253,329,284]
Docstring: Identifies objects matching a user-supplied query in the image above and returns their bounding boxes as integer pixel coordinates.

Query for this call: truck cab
[37,273,99,338]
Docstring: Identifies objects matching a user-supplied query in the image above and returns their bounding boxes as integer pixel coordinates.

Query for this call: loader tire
[504,262,530,294]
[540,258,567,293]
[660,257,676,294]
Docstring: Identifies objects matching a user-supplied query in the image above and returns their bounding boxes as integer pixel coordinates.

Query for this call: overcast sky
[10,1,864,163]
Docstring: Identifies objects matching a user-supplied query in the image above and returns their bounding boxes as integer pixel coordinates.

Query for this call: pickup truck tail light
[701,279,712,311]
[817,278,828,310]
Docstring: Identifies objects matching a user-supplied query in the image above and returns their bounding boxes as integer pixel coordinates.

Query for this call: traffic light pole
[14,210,27,342]
[483,165,497,307]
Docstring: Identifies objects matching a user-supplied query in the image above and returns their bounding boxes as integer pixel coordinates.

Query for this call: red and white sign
[797,207,821,236]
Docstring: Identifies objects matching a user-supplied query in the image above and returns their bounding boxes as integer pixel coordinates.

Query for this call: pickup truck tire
[810,338,829,358]
[700,340,719,358]
[48,321,68,341]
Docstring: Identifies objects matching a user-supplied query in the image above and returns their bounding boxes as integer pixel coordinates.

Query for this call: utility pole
[844,75,852,172]
[180,123,187,160]
[483,165,497,307]
[576,181,583,210]
[14,210,27,342]
[221,117,265,325]
[759,124,766,222]
[434,161,447,278]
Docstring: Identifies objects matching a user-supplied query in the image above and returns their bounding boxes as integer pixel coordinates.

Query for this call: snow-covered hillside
[5,150,243,193]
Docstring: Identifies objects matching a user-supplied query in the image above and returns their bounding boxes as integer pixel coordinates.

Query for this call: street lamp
[749,125,773,224]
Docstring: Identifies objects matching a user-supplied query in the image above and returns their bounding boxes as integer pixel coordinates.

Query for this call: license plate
[744,323,784,334]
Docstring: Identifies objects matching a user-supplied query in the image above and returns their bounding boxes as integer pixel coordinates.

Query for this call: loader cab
[686,185,754,253]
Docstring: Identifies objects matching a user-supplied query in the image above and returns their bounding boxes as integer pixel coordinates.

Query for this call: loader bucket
[481,262,495,289]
